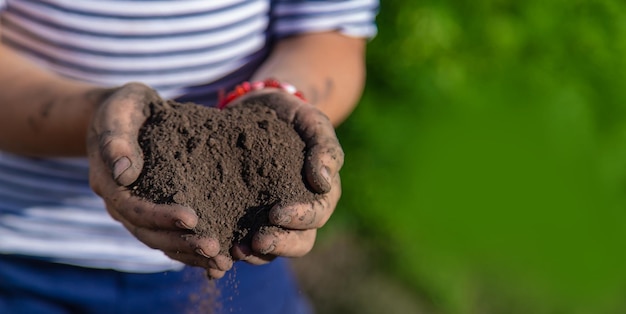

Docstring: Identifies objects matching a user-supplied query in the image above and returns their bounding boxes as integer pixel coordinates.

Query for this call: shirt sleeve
[270,0,379,39]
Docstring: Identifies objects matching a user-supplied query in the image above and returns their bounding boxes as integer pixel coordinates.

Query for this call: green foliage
[334,0,626,313]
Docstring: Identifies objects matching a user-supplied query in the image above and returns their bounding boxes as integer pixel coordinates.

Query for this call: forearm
[252,32,366,126]
[0,43,113,157]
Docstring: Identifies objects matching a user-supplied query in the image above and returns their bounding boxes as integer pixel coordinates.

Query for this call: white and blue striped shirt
[0,0,378,272]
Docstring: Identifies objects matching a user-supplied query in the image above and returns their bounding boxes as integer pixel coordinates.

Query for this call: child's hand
[86,82,232,278]
[229,89,344,264]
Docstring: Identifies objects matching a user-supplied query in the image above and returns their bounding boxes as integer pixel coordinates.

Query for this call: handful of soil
[131,100,321,256]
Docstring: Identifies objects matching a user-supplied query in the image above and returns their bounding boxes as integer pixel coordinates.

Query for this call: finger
[164,251,233,272]
[207,268,227,280]
[239,254,275,266]
[163,251,213,269]
[113,215,219,256]
[111,190,198,231]
[103,186,198,231]
[212,254,234,271]
[252,227,317,257]
[270,174,341,229]
[193,250,230,270]
[294,103,344,194]
[89,148,198,230]
[231,244,275,265]
[92,82,160,186]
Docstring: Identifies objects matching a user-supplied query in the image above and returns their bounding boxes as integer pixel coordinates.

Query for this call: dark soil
[131,99,320,256]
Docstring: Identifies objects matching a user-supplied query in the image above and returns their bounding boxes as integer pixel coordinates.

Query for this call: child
[0,1,378,313]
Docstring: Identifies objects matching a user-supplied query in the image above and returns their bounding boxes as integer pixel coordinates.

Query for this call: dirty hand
[87,82,232,279]
[230,89,344,264]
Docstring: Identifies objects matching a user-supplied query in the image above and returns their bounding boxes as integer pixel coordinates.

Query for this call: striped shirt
[0,0,378,272]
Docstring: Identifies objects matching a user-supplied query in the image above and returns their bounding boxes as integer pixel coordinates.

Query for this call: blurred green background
[301,0,626,313]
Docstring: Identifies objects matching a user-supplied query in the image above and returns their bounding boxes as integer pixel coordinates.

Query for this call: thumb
[92,83,159,186]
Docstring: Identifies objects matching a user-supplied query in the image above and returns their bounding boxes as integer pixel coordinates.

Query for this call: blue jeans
[0,255,312,314]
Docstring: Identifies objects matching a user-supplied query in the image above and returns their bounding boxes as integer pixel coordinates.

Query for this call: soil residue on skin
[131,100,321,256]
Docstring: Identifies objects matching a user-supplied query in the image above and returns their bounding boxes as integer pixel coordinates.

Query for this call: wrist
[38,81,119,156]
[218,78,306,109]
[59,84,119,156]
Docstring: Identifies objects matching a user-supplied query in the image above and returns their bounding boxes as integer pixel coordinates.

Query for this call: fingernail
[195,248,211,258]
[260,244,276,255]
[113,157,131,181]
[321,166,331,190]
[176,220,192,230]
[273,211,292,226]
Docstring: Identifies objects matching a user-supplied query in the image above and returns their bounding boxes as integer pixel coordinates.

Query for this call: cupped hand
[229,89,344,265]
[86,82,232,278]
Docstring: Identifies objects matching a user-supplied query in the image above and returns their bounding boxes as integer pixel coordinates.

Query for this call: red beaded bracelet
[217,78,306,109]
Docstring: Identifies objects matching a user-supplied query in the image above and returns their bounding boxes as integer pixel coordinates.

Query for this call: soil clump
[131,100,320,256]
